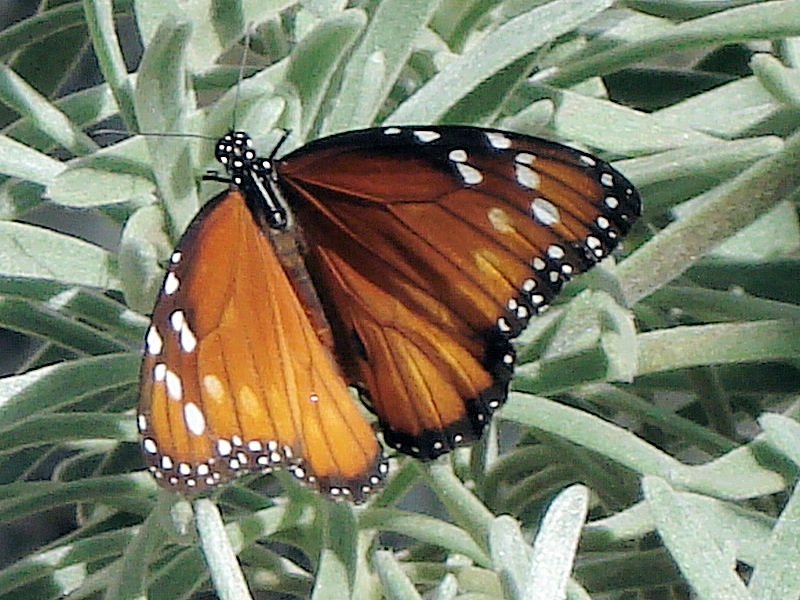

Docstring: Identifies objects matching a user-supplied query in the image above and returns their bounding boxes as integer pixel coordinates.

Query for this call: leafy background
[0,0,799,599]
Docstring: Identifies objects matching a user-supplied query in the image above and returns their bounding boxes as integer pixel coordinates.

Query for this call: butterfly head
[215,131,259,173]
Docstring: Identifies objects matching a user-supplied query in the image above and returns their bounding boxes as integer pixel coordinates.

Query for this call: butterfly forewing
[274,126,640,458]
[138,188,386,500]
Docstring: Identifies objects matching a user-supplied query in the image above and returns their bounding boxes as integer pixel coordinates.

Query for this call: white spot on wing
[203,374,225,399]
[170,310,185,331]
[168,309,197,353]
[165,369,182,400]
[137,414,147,432]
[487,208,514,233]
[605,196,619,209]
[184,402,206,435]
[143,438,157,453]
[163,271,179,295]
[170,251,182,264]
[153,363,167,381]
[180,324,197,353]
[515,152,535,165]
[601,173,614,187]
[580,155,597,166]
[456,163,483,184]
[217,439,232,456]
[146,326,163,355]
[531,198,560,226]
[448,149,467,162]
[486,131,511,149]
[384,127,401,135]
[414,130,440,143]
[515,163,540,190]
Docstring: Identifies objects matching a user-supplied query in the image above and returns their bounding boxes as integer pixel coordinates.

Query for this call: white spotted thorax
[138,124,639,497]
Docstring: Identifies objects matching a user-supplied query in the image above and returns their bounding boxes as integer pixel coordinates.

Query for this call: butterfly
[137,125,640,501]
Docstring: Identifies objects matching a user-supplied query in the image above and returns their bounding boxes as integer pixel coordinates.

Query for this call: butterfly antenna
[269,129,292,160]
[231,27,253,131]
[92,128,216,141]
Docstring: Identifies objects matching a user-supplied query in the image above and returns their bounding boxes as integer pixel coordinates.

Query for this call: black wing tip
[381,415,481,460]
[311,454,390,504]
[380,378,510,461]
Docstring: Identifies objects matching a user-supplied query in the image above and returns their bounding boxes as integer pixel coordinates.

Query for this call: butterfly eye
[139,125,640,501]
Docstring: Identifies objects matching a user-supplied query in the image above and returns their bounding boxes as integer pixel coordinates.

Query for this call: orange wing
[276,126,639,458]
[138,188,386,500]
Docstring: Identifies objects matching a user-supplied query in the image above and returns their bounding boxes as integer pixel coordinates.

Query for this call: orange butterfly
[138,127,640,501]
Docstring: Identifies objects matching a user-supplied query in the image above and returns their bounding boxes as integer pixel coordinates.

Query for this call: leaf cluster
[0,1,799,599]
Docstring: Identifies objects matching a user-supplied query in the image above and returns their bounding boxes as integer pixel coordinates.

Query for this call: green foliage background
[0,0,799,599]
